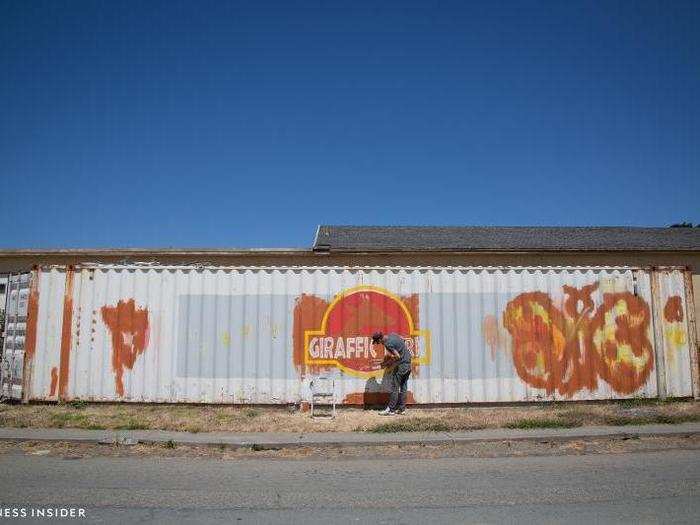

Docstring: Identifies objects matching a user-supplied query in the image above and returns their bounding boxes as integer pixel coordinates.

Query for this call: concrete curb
[0,422,698,450]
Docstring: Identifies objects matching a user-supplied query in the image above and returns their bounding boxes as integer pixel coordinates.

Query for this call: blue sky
[2,1,698,248]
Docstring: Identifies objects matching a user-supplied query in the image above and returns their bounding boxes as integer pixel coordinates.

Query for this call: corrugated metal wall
[653,269,696,398]
[20,264,697,404]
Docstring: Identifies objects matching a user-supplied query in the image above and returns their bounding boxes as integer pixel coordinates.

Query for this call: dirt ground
[0,399,698,433]
[1,434,698,461]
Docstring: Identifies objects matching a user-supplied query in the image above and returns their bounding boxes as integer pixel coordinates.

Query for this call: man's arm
[384,338,401,359]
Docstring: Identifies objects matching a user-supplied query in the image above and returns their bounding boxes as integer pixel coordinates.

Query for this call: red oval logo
[304,286,430,378]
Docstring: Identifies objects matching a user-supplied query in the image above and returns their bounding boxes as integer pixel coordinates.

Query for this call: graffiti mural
[502,283,654,396]
[293,286,431,379]
[590,291,654,394]
[101,299,150,397]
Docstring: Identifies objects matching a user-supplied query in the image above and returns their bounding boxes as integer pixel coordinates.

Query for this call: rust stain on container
[49,367,58,397]
[101,299,150,397]
[293,294,329,375]
[342,390,416,406]
[24,269,41,362]
[483,314,500,359]
[58,268,75,399]
[664,296,684,322]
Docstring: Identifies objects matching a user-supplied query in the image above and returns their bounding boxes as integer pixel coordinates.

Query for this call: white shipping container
[17,264,698,404]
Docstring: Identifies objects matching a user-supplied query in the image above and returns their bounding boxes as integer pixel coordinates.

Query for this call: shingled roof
[313,226,700,253]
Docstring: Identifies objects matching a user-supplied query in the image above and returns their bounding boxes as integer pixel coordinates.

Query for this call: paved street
[1,448,698,524]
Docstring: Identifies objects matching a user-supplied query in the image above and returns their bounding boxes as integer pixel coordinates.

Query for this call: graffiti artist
[372,331,411,416]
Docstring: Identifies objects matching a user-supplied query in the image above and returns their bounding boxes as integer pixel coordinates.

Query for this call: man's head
[371,331,385,345]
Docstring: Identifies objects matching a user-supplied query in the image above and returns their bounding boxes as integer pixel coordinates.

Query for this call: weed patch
[602,414,700,426]
[366,417,451,433]
[243,408,260,419]
[505,418,579,430]
[114,418,150,431]
[49,412,91,428]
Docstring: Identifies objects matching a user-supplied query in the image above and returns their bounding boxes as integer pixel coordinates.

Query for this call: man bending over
[372,331,412,416]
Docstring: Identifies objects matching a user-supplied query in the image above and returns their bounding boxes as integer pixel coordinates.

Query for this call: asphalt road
[0,448,698,524]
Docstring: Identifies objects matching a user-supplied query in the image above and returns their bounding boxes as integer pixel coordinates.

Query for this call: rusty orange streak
[342,391,416,406]
[49,367,58,397]
[24,269,41,362]
[664,296,684,323]
[101,299,150,397]
[58,268,75,399]
[292,294,329,376]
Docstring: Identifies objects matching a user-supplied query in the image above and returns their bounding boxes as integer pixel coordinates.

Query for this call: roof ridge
[320,225,685,230]
[314,225,700,252]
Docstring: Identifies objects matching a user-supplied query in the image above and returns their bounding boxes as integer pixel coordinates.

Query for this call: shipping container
[10,264,699,404]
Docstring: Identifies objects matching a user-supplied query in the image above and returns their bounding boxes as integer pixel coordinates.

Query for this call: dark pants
[388,366,411,411]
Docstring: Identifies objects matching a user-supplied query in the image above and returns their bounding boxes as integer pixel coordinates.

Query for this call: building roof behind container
[313,225,700,252]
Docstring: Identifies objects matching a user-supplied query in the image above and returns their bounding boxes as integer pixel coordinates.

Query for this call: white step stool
[309,376,336,419]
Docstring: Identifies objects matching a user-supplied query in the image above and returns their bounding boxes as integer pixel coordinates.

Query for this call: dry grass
[0,400,697,433]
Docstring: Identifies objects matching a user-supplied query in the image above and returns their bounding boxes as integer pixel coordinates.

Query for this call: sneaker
[394,408,406,415]
[378,408,395,416]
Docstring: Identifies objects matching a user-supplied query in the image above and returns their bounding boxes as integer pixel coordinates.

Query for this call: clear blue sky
[2,1,698,248]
